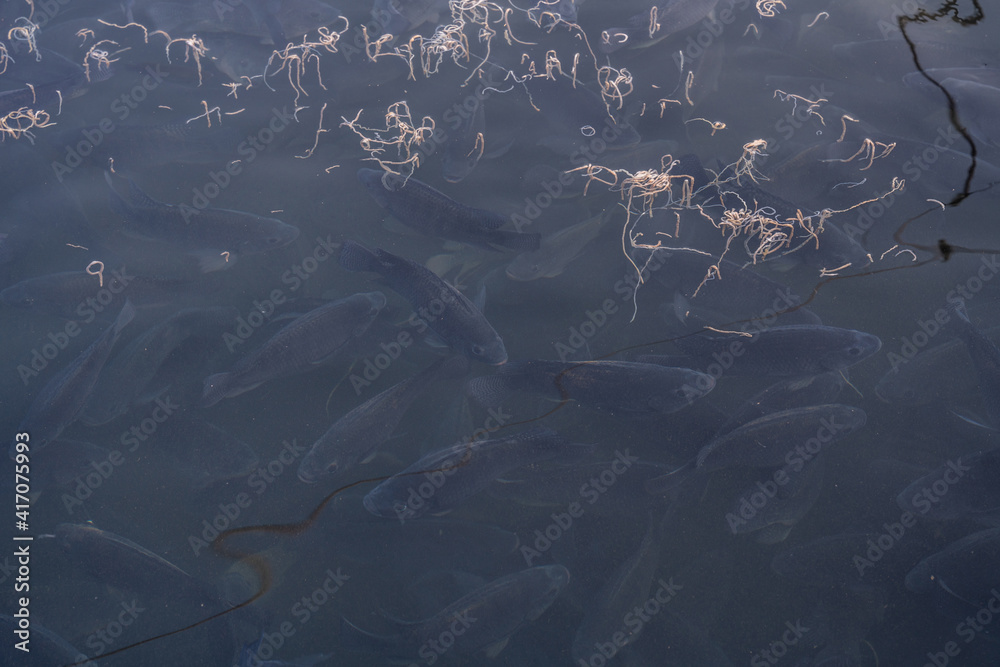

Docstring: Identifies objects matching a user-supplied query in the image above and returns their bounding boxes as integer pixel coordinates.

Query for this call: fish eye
[847,346,863,356]
[326,461,339,474]
[471,344,485,356]
[266,236,282,245]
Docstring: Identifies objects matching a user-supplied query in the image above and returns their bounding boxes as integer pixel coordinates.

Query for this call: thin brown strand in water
[897,0,984,206]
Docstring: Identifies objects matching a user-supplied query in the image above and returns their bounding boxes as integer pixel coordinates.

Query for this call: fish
[715,372,846,436]
[466,359,715,414]
[640,324,882,378]
[15,300,135,452]
[156,417,260,488]
[710,167,871,270]
[646,404,867,494]
[896,448,1000,525]
[725,458,826,544]
[0,268,183,319]
[571,516,662,663]
[297,355,468,483]
[81,306,236,425]
[52,123,242,173]
[202,292,387,407]
[949,300,1000,428]
[505,210,607,281]
[0,614,95,667]
[105,172,300,273]
[338,241,508,365]
[341,564,570,661]
[874,334,977,406]
[648,247,823,329]
[362,427,588,519]
[905,527,1000,606]
[357,168,540,252]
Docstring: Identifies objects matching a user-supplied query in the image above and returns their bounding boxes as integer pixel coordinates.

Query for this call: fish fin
[339,240,378,273]
[472,284,487,312]
[949,407,999,431]
[338,616,400,653]
[423,331,451,349]
[201,373,233,408]
[644,461,695,496]
[483,135,515,159]
[672,291,692,324]
[483,637,510,658]
[113,298,137,334]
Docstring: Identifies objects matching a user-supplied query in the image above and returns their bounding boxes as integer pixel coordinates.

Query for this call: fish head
[874,366,921,405]
[297,453,339,484]
[648,368,715,413]
[466,336,508,366]
[817,329,882,371]
[525,565,571,620]
[242,218,300,254]
[505,257,546,281]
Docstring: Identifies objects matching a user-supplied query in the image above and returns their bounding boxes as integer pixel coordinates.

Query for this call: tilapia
[339,241,508,365]
[467,359,715,413]
[358,168,540,252]
[363,427,586,519]
[105,172,300,273]
[202,292,386,407]
[297,356,468,483]
[16,300,135,451]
